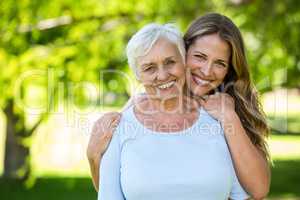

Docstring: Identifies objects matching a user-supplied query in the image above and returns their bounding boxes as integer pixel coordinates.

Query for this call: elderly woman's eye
[194,54,205,61]
[144,66,155,72]
[165,59,176,65]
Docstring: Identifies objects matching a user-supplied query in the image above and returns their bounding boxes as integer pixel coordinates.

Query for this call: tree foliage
[0,0,299,179]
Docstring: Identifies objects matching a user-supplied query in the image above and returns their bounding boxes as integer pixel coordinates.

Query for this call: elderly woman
[96,23,250,200]
[88,13,270,200]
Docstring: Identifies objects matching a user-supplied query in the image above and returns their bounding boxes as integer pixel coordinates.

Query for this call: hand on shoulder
[86,112,121,161]
[199,92,236,122]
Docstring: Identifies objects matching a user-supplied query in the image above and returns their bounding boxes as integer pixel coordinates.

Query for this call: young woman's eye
[215,62,227,68]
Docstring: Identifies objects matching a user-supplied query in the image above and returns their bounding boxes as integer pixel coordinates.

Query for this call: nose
[200,61,213,76]
[157,67,169,81]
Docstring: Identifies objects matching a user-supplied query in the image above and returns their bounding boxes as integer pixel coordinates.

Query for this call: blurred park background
[0,0,299,199]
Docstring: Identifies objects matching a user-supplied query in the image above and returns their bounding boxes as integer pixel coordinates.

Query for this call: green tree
[0,0,299,181]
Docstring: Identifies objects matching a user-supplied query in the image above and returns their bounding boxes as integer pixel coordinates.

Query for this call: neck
[148,95,184,113]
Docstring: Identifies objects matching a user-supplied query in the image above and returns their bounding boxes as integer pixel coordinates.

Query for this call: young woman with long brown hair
[87,13,271,199]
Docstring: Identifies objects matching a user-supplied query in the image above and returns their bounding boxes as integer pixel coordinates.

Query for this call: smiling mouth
[157,81,176,89]
[192,75,212,86]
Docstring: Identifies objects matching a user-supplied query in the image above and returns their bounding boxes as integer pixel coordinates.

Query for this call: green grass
[0,177,97,200]
[269,159,300,199]
[267,134,300,199]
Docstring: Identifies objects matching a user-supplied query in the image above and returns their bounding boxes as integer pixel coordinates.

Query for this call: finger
[200,95,209,101]
[102,117,119,136]
[108,115,121,128]
[111,112,122,119]
[100,112,120,123]
[102,131,114,141]
[199,98,206,107]
[92,122,103,135]
[112,114,121,123]
[110,126,117,134]
[210,93,220,99]
[93,112,121,134]
[96,119,112,134]
[109,120,119,130]
[102,113,120,126]
[100,126,114,137]
[107,113,121,125]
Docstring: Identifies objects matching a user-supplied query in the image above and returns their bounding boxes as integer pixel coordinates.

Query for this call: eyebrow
[193,51,207,58]
[194,50,228,64]
[141,62,155,68]
[164,56,175,60]
[141,56,176,67]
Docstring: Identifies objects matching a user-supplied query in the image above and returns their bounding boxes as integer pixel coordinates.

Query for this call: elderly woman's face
[186,33,230,97]
[137,38,185,99]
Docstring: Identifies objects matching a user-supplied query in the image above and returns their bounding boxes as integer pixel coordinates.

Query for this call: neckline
[130,105,203,137]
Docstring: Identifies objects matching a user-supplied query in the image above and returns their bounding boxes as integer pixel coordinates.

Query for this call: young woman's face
[137,38,185,100]
[186,33,230,97]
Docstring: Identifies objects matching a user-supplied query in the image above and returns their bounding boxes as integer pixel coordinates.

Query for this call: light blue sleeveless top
[98,106,249,200]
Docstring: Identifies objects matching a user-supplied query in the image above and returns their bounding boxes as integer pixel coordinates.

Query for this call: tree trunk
[2,99,30,180]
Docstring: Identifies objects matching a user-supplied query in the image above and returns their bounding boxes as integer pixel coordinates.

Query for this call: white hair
[126,23,186,78]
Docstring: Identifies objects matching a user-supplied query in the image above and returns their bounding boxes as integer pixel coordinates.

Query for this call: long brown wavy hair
[184,13,270,162]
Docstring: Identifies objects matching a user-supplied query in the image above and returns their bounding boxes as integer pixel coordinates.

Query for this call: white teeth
[193,76,211,86]
[158,81,175,89]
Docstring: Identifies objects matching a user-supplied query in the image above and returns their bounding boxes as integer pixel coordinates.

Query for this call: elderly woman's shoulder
[114,106,141,141]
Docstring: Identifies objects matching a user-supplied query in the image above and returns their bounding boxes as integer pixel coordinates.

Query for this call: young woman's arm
[200,93,270,200]
[87,94,147,191]
[222,113,270,200]
[87,112,121,191]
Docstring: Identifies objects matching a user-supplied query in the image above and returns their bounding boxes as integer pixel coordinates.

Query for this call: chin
[190,80,224,97]
[146,88,181,100]
[158,90,181,99]
[189,84,211,97]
